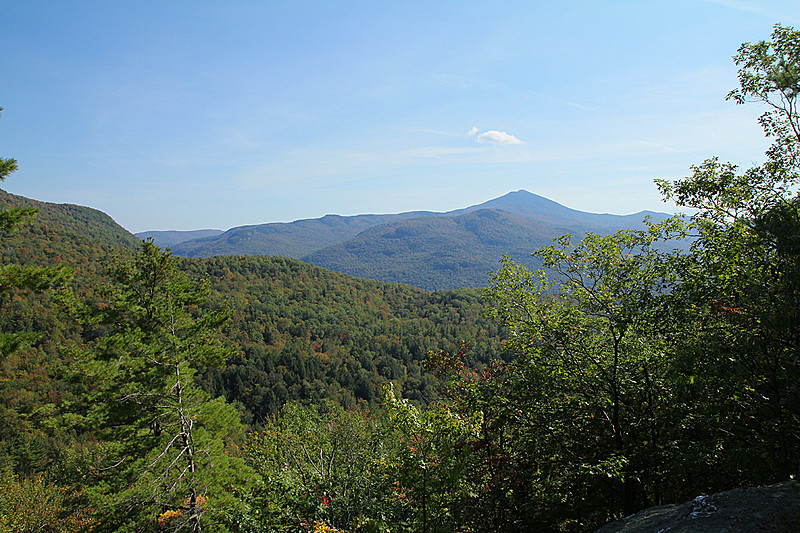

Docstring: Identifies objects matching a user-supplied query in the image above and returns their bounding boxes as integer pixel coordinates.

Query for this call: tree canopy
[3,24,800,532]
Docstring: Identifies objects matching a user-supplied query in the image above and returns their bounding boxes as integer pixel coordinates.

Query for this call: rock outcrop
[597,482,800,532]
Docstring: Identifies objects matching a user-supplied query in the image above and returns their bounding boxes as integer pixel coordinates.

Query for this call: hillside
[453,189,666,230]
[0,188,139,275]
[167,190,670,289]
[0,189,502,426]
[0,187,504,527]
[0,189,139,249]
[185,255,502,420]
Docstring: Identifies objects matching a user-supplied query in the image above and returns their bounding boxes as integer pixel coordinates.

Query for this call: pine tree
[88,241,254,532]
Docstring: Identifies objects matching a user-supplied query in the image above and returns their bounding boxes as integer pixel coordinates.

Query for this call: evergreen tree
[86,241,255,532]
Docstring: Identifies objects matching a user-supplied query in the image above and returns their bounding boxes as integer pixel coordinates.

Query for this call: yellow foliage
[157,509,182,525]
[157,495,207,526]
[311,521,340,532]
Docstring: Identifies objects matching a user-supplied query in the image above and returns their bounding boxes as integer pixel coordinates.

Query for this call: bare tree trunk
[175,363,202,533]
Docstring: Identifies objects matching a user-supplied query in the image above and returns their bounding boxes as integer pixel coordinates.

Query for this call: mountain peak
[451,189,581,223]
[490,189,560,206]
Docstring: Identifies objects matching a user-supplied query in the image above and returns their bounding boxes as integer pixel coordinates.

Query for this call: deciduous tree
[656,23,800,485]
[483,221,687,529]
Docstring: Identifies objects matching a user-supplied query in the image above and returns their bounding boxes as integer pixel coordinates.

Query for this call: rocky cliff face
[596,482,799,532]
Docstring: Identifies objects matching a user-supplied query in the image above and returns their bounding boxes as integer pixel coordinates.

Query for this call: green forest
[1,25,800,532]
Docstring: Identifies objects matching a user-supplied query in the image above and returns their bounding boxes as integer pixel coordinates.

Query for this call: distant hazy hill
[304,208,568,289]
[165,190,670,289]
[304,203,669,290]
[135,229,224,248]
[454,189,666,230]
[170,211,439,258]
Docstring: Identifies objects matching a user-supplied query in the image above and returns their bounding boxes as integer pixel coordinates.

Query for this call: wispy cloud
[632,139,681,153]
[703,0,800,23]
[704,0,774,16]
[400,146,484,159]
[476,130,524,145]
[405,126,468,138]
[530,93,598,112]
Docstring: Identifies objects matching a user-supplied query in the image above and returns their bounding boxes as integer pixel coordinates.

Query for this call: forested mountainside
[0,185,505,529]
[0,190,502,415]
[166,190,669,289]
[0,189,139,267]
[187,255,502,421]
[304,208,564,289]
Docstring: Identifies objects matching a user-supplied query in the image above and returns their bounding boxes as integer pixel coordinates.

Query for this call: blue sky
[2,1,799,232]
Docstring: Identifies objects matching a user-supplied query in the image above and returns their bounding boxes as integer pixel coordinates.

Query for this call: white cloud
[476,130,524,145]
[467,126,479,136]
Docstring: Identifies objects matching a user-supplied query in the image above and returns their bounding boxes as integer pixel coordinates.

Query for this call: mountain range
[139,190,670,290]
[135,228,224,247]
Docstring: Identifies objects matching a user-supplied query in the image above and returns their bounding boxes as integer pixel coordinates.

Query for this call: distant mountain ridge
[167,210,440,258]
[136,229,224,248]
[162,190,671,290]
